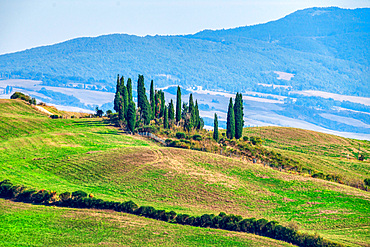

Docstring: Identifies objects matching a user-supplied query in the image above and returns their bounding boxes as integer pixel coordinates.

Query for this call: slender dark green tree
[150,80,155,118]
[119,76,125,94]
[114,74,121,112]
[213,113,219,141]
[127,101,136,133]
[136,75,151,124]
[226,98,235,139]
[189,94,194,113]
[137,75,145,110]
[168,99,175,121]
[234,93,244,139]
[116,74,120,95]
[160,91,165,117]
[142,100,151,125]
[154,90,160,118]
[189,94,196,128]
[118,93,124,122]
[195,100,200,129]
[122,85,128,117]
[164,105,168,129]
[114,90,120,113]
[126,78,133,102]
[176,86,181,122]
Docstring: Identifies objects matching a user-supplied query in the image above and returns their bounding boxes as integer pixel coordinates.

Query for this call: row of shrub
[0,179,343,247]
[175,132,202,141]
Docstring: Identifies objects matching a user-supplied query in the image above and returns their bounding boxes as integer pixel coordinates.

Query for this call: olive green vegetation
[242,127,370,188]
[0,199,293,247]
[1,99,369,246]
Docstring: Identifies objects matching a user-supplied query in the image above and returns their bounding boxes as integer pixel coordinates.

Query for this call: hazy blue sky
[1,0,369,55]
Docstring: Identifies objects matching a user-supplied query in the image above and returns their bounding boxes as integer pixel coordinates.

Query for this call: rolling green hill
[242,127,370,188]
[0,199,294,247]
[1,99,369,246]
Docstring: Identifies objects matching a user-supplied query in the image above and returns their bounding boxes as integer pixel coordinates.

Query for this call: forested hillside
[0,7,368,96]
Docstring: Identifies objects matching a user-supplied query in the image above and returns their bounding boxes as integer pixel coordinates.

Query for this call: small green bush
[59,192,71,201]
[17,189,37,202]
[31,190,52,204]
[364,178,370,186]
[176,132,186,139]
[72,190,88,199]
[192,134,202,141]
[250,136,262,145]
[243,136,249,141]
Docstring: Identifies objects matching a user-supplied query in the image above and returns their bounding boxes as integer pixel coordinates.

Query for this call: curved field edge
[0,199,294,247]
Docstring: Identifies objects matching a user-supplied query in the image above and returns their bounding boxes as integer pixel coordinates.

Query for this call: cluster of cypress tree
[0,179,343,247]
[181,93,202,131]
[226,93,244,139]
[114,75,136,132]
[114,75,203,132]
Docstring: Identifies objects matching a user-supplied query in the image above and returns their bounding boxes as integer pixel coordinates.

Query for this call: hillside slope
[0,7,368,96]
[242,126,370,187]
[0,99,369,246]
[0,199,296,247]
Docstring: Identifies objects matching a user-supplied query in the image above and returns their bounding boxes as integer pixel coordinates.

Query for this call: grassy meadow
[243,127,370,187]
[1,99,369,246]
[0,199,294,247]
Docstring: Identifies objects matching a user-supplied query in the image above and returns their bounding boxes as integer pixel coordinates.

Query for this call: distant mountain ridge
[0,7,369,96]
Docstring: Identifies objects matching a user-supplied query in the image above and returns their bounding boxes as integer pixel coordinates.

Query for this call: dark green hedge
[0,180,343,247]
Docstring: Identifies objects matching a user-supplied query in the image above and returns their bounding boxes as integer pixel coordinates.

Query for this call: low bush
[192,134,202,141]
[364,178,370,186]
[176,132,186,139]
[59,192,71,201]
[72,190,88,199]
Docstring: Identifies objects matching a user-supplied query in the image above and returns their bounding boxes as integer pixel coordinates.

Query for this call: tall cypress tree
[126,78,133,102]
[114,90,120,113]
[122,85,128,117]
[213,113,219,141]
[176,86,181,122]
[226,98,235,139]
[136,75,151,124]
[154,91,159,118]
[189,94,194,114]
[118,93,124,122]
[114,74,121,112]
[150,80,155,119]
[164,105,168,129]
[116,74,120,95]
[127,101,136,133]
[160,91,165,118]
[234,93,244,139]
[168,99,175,121]
[195,100,200,129]
[137,75,145,110]
[119,76,125,94]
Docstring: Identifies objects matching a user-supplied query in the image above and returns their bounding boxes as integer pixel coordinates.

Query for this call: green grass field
[243,127,370,187]
[0,199,294,247]
[1,99,369,246]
